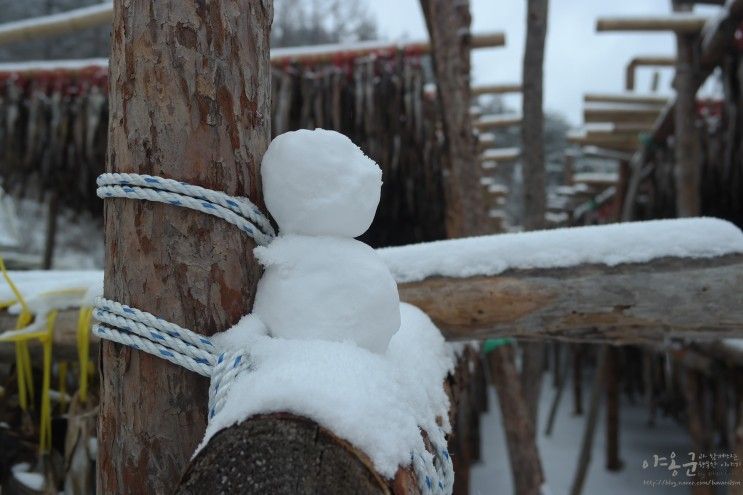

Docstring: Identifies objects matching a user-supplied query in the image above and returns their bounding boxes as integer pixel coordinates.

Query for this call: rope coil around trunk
[94,172,453,494]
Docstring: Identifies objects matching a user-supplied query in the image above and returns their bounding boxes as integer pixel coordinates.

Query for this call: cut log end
[178,414,394,495]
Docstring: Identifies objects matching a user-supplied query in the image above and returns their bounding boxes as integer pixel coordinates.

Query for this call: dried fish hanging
[0,68,108,214]
[0,52,447,247]
[632,50,743,228]
[271,53,447,247]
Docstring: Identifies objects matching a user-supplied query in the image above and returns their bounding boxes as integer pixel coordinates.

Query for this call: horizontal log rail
[5,254,743,353]
[398,253,743,344]
[471,83,522,96]
[625,56,676,90]
[596,15,708,33]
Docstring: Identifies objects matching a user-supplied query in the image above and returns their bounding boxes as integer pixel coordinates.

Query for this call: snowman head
[261,129,382,238]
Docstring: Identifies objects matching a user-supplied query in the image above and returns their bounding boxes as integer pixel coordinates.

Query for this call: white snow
[0,2,112,39]
[0,270,102,311]
[253,235,400,354]
[11,463,44,491]
[378,218,743,283]
[261,129,382,238]
[203,302,453,479]
[573,172,619,184]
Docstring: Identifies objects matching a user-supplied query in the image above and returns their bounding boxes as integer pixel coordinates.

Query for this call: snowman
[252,128,401,354]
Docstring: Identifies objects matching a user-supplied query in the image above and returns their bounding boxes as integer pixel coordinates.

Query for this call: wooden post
[419,0,483,237]
[520,0,549,432]
[573,345,583,415]
[605,346,622,471]
[42,191,58,269]
[683,370,714,495]
[487,346,545,495]
[99,1,272,492]
[570,347,607,495]
[673,32,701,217]
[521,0,548,232]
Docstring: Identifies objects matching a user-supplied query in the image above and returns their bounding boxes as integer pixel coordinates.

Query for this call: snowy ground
[471,367,692,495]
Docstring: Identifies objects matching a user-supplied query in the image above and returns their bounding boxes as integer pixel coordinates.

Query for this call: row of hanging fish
[634,53,743,228]
[0,52,447,247]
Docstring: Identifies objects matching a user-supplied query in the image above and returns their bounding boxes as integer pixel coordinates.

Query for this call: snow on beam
[479,147,520,163]
[0,3,112,47]
[0,31,506,77]
[596,14,708,33]
[382,218,743,343]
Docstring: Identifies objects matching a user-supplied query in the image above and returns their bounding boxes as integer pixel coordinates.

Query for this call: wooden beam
[625,56,676,91]
[584,92,670,106]
[584,103,662,124]
[474,114,522,131]
[596,15,708,33]
[472,83,522,96]
[643,0,743,145]
[397,254,743,343]
[480,147,521,163]
[0,3,112,47]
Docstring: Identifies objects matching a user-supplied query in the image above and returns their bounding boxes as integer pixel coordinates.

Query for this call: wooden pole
[487,346,545,495]
[573,346,583,415]
[420,0,483,237]
[605,346,622,471]
[625,56,676,91]
[98,1,271,492]
[569,347,607,495]
[42,191,58,270]
[520,0,549,430]
[673,32,701,217]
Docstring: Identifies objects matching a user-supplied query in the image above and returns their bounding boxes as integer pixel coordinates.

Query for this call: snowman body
[254,129,401,354]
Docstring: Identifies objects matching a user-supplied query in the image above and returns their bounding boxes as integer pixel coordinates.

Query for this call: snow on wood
[198,303,453,479]
[596,14,708,33]
[384,218,743,342]
[0,33,505,75]
[572,172,619,186]
[481,147,521,162]
[379,218,743,283]
[0,2,112,47]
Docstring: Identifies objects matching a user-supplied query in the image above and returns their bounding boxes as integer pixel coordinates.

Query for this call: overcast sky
[367,0,720,125]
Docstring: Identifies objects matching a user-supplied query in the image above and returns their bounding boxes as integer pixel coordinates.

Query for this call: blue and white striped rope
[97,173,276,246]
[95,172,453,493]
[411,444,454,494]
[92,297,252,419]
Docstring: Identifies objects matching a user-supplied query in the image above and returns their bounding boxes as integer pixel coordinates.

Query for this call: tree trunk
[419,0,482,237]
[520,0,549,432]
[521,0,548,231]
[99,1,272,492]
[673,17,700,217]
[487,345,545,495]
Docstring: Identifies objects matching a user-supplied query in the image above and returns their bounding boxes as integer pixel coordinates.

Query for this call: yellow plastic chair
[0,258,66,453]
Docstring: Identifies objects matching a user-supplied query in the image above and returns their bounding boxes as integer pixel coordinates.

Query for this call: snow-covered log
[0,3,112,47]
[382,219,743,343]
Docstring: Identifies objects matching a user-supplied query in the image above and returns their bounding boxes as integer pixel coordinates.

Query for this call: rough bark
[419,0,482,237]
[487,345,545,495]
[99,1,272,492]
[673,33,701,217]
[398,254,743,343]
[521,0,548,231]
